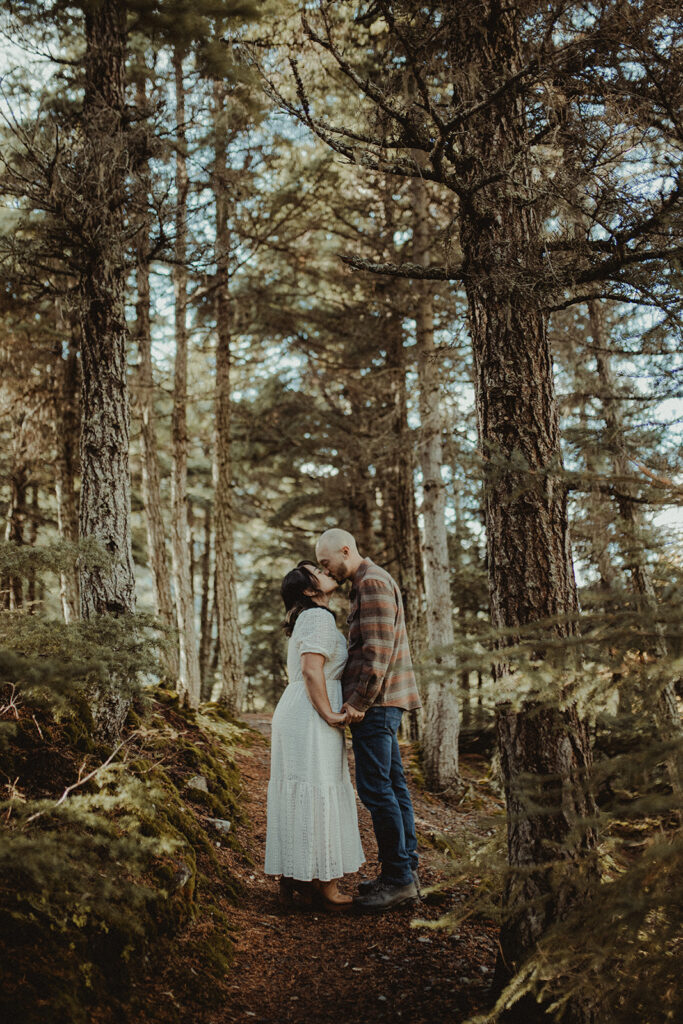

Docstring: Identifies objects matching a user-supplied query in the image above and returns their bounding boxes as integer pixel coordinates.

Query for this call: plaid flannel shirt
[341,559,422,713]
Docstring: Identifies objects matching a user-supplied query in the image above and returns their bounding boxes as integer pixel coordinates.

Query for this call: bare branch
[24,732,138,826]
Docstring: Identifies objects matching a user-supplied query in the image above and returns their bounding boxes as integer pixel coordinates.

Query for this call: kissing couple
[264,528,422,912]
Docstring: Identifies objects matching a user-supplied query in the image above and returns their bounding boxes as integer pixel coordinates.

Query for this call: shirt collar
[351,558,373,587]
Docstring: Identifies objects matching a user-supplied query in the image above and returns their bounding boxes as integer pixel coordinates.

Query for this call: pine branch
[340,254,461,279]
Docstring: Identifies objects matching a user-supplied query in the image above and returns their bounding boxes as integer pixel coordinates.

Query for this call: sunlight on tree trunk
[171,49,202,709]
[134,76,179,681]
[212,78,245,714]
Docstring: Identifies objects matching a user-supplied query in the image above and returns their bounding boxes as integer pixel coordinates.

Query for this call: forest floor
[207,714,503,1024]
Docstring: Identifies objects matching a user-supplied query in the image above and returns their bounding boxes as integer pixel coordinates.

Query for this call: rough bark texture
[212,79,245,714]
[412,171,460,790]
[78,0,135,623]
[54,334,80,623]
[454,9,598,1018]
[170,51,202,708]
[134,78,179,681]
[77,0,135,741]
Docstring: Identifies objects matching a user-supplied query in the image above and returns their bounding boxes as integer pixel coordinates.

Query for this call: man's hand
[341,702,365,723]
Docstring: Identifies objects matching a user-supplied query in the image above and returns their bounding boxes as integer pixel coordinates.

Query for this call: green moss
[55,696,96,754]
[1,685,251,1024]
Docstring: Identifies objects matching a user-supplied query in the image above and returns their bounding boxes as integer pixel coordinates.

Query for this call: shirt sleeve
[296,608,338,660]
[345,578,396,711]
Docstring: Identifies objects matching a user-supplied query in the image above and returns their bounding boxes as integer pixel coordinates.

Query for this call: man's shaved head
[316,528,358,555]
[315,528,363,582]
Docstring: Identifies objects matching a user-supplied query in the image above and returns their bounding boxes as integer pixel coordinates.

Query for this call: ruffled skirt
[264,679,365,881]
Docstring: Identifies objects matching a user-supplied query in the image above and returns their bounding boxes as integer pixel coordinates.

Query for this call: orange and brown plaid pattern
[341,559,422,713]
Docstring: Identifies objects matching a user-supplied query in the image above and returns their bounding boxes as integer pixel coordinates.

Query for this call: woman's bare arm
[300,653,347,727]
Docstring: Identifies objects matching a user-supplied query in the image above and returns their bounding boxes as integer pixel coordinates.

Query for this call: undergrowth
[0,677,252,1024]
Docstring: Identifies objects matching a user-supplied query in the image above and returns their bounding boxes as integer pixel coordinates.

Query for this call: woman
[264,561,364,909]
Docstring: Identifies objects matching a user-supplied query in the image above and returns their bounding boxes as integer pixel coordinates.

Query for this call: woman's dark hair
[280,561,335,636]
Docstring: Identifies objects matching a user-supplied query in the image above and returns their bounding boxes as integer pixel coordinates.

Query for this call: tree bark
[212,78,245,714]
[25,484,39,611]
[4,461,27,610]
[454,10,598,1018]
[348,478,374,556]
[54,333,80,623]
[379,304,425,656]
[134,77,179,681]
[77,0,135,741]
[198,501,215,700]
[412,170,460,791]
[170,49,202,708]
[78,0,135,623]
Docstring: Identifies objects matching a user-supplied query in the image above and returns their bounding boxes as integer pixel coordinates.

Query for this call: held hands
[325,710,349,729]
[340,701,365,724]
[325,712,348,729]
[323,704,365,729]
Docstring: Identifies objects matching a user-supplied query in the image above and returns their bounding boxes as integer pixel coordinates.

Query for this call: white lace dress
[265,607,365,881]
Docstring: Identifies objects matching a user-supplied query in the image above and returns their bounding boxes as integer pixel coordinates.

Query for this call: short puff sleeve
[295,608,338,660]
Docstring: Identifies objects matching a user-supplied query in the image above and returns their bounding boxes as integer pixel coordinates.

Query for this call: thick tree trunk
[134,78,179,681]
[455,10,598,1019]
[78,0,135,622]
[412,172,460,791]
[170,50,201,708]
[212,79,244,714]
[54,334,80,623]
[77,0,135,741]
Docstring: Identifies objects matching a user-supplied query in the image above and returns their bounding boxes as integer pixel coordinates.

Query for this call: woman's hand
[300,653,348,729]
[325,710,348,729]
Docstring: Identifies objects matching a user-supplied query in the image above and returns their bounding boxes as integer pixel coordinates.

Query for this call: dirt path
[210,715,500,1024]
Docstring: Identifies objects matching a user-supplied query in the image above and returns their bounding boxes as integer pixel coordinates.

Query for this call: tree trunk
[25,484,39,611]
[212,78,244,714]
[199,501,215,700]
[4,462,27,610]
[78,0,135,621]
[412,171,460,791]
[170,49,201,708]
[381,308,425,652]
[579,384,619,593]
[456,11,598,1019]
[589,300,681,780]
[54,332,80,623]
[134,76,179,681]
[348,478,374,556]
[77,0,135,741]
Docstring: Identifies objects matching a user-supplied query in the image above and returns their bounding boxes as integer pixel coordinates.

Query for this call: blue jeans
[350,706,418,887]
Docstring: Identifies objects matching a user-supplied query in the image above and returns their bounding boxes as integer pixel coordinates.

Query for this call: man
[315,528,422,911]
